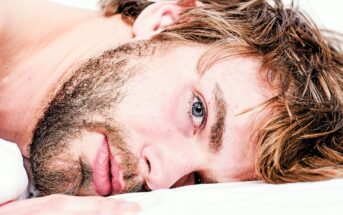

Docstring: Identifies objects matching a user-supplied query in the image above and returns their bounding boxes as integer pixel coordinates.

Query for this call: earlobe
[132,0,199,39]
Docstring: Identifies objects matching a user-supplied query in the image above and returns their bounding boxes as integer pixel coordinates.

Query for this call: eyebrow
[209,84,227,153]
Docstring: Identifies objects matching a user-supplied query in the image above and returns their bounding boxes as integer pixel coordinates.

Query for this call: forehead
[198,56,272,180]
[202,56,270,111]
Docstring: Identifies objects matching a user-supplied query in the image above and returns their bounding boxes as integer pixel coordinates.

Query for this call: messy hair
[100,0,153,24]
[102,0,343,183]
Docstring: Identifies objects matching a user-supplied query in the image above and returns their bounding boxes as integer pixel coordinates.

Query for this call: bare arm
[0,0,96,68]
[0,0,8,67]
[0,194,140,215]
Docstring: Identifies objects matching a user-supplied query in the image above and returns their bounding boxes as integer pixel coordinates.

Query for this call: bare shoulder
[0,0,8,40]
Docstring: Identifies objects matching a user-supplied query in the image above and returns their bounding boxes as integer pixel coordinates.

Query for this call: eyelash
[187,92,208,133]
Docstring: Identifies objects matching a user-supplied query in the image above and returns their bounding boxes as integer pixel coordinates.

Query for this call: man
[1,0,342,214]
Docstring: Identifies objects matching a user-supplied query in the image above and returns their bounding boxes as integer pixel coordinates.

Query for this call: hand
[0,194,140,215]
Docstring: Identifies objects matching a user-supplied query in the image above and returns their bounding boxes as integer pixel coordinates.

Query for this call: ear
[132,0,200,39]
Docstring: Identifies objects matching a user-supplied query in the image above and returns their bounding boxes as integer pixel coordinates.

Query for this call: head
[30,0,343,196]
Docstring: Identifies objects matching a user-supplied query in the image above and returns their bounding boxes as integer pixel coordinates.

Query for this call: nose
[141,145,199,190]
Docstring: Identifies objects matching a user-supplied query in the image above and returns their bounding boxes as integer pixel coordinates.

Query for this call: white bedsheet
[0,140,28,204]
[110,179,343,215]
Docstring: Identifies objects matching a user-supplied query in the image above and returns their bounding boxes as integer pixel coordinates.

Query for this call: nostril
[143,183,152,192]
[145,156,151,173]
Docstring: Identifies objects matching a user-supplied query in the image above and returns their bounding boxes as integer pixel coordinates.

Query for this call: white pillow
[110,179,343,215]
[0,140,28,204]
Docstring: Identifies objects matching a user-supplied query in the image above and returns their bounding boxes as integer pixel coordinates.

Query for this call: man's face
[30,41,272,196]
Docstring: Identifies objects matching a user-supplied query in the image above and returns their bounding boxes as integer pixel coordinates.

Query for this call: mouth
[92,136,124,196]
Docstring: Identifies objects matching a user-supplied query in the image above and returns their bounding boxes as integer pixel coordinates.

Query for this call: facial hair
[29,41,157,196]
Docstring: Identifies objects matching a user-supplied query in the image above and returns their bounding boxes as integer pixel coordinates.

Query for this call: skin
[0,0,273,214]
[77,46,271,191]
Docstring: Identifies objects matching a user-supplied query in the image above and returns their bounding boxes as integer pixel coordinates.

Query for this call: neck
[0,0,133,156]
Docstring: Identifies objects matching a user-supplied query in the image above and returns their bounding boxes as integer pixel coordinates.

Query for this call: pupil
[192,102,203,117]
[194,173,202,184]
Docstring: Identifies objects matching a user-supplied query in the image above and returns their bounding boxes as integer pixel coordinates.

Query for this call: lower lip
[93,137,123,196]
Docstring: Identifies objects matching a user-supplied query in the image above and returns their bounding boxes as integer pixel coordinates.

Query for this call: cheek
[114,79,193,139]
[229,114,258,157]
[213,115,259,180]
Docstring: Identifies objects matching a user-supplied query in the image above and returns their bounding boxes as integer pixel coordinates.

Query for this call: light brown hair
[100,0,153,24]
[101,0,343,183]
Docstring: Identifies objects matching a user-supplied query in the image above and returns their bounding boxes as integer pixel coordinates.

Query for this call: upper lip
[92,135,124,196]
[106,136,124,195]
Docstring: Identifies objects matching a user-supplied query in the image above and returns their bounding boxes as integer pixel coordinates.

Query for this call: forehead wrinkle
[209,84,227,153]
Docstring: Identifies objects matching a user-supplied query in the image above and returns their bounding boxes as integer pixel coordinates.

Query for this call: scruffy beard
[29,41,157,196]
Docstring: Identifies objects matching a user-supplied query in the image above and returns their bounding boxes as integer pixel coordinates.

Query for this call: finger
[56,195,140,213]
[0,195,140,215]
[0,197,48,213]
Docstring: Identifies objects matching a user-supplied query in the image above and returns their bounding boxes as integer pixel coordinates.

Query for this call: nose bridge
[142,140,199,190]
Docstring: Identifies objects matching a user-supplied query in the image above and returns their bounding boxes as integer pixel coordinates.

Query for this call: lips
[92,137,123,196]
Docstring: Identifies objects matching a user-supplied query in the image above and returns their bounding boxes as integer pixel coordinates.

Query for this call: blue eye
[190,95,207,129]
[192,100,204,117]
